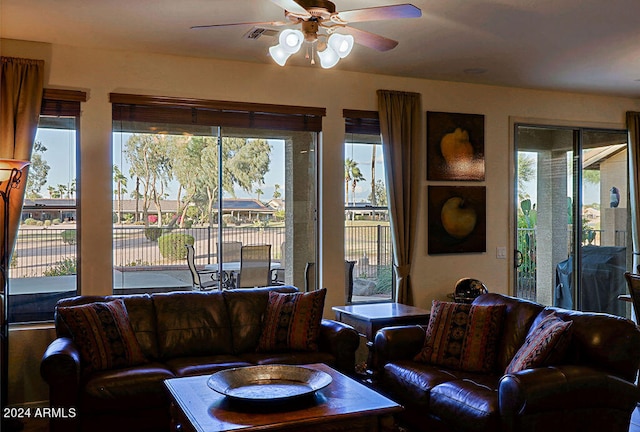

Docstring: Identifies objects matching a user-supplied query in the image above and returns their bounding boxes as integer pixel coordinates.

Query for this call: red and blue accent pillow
[505,312,573,374]
[414,300,505,373]
[57,299,147,373]
[257,288,326,352]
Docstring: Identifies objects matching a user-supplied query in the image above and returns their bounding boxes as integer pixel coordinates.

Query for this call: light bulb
[318,46,339,69]
[327,33,354,59]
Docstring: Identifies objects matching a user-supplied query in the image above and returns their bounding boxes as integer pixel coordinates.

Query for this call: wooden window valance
[343,109,380,135]
[110,93,325,132]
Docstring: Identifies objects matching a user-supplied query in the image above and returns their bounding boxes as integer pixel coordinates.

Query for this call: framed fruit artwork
[428,186,486,254]
[427,111,485,181]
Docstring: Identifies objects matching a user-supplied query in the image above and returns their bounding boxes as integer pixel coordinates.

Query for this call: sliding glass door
[514,124,630,317]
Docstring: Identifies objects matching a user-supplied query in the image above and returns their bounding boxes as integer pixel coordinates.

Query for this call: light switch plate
[496,247,507,259]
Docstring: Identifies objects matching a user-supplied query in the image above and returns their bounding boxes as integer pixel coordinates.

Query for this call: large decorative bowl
[207,365,332,403]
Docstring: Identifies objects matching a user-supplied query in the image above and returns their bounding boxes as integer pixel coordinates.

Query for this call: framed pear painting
[427,111,485,181]
[428,186,486,254]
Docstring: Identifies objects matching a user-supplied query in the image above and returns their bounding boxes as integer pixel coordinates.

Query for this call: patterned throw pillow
[505,312,573,374]
[57,299,147,373]
[414,300,505,373]
[257,288,326,352]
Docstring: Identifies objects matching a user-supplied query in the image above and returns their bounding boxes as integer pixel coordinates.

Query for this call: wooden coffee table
[164,363,402,432]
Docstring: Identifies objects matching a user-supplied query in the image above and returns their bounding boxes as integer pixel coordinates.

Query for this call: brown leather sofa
[40,286,360,432]
[373,293,640,432]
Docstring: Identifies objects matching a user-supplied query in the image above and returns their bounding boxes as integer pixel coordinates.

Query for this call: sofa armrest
[40,337,82,403]
[318,319,360,374]
[500,365,640,428]
[373,325,426,371]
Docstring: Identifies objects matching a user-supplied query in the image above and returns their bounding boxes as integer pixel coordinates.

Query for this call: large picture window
[111,94,322,294]
[11,89,85,323]
[344,110,394,303]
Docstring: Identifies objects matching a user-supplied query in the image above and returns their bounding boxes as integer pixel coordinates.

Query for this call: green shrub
[23,218,38,225]
[61,230,77,245]
[44,257,77,276]
[52,218,61,225]
[144,227,164,242]
[158,233,194,260]
[44,220,52,227]
[374,266,393,295]
[124,259,151,267]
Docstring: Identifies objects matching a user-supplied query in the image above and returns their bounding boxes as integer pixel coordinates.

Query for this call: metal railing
[11,224,394,281]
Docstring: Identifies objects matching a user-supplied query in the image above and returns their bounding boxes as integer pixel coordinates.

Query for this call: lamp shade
[279,29,304,54]
[327,33,354,59]
[318,46,340,69]
[0,159,29,182]
[269,44,293,67]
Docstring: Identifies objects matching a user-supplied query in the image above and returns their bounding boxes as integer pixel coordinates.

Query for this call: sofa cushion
[153,291,233,359]
[257,288,326,352]
[381,360,466,407]
[57,299,147,373]
[165,355,252,377]
[429,377,502,432]
[81,362,174,413]
[505,312,573,374]
[414,301,505,372]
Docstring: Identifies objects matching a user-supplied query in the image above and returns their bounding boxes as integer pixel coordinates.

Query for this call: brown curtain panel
[377,90,422,304]
[0,57,45,292]
[627,112,640,272]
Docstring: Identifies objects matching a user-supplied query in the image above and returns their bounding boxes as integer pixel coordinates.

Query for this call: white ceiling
[2,0,640,97]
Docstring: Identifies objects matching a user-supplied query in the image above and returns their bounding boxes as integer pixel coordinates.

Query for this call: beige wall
[2,38,640,405]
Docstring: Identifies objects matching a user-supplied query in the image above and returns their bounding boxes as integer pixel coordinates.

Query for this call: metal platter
[207,365,332,403]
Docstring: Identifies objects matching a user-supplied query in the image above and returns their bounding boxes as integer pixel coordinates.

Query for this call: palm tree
[345,158,365,206]
[113,165,128,223]
[344,158,356,206]
[273,184,282,200]
[255,188,264,202]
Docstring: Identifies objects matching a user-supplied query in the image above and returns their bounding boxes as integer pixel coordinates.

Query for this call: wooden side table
[332,303,430,376]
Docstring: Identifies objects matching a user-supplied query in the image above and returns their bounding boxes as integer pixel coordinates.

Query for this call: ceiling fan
[191,0,422,68]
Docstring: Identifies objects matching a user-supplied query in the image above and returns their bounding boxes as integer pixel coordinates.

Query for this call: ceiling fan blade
[269,0,311,18]
[341,26,399,51]
[191,21,287,30]
[337,4,421,23]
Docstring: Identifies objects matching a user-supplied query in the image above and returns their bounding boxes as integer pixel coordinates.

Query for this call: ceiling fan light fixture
[327,33,354,58]
[279,29,304,54]
[269,44,292,66]
[318,45,340,69]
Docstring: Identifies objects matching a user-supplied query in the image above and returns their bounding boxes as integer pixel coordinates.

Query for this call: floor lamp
[0,159,30,431]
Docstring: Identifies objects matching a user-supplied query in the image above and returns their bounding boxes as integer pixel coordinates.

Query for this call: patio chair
[304,260,356,302]
[271,241,286,285]
[232,244,271,288]
[623,272,640,323]
[185,244,218,290]
[217,241,242,263]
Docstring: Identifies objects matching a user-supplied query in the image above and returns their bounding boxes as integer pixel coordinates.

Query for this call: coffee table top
[164,363,402,432]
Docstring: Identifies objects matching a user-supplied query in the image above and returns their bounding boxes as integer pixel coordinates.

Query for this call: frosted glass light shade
[0,159,29,182]
[318,46,340,69]
[327,33,354,58]
[269,44,292,66]
[279,29,304,54]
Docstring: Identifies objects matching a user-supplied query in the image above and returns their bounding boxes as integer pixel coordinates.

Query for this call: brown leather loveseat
[373,293,640,432]
[40,286,359,432]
